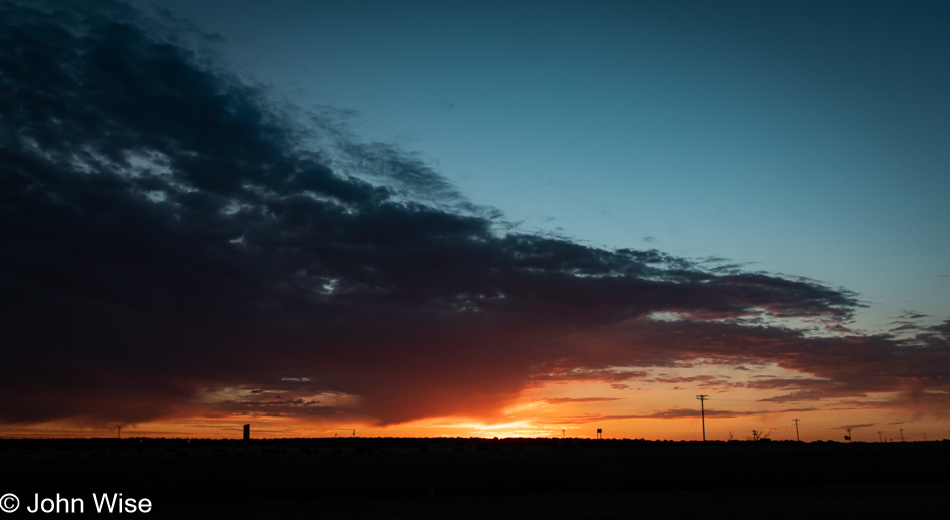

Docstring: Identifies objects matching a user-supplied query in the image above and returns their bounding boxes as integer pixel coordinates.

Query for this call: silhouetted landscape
[3,437,947,519]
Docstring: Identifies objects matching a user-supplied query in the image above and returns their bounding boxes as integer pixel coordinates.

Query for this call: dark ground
[1,438,947,519]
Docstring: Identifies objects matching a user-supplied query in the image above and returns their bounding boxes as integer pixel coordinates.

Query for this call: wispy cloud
[541,397,625,405]
[538,406,813,424]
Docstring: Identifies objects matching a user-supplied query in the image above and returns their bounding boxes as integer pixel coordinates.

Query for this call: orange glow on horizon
[5,380,946,443]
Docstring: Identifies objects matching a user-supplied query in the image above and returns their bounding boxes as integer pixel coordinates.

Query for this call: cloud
[649,375,740,389]
[541,397,625,405]
[632,408,747,419]
[619,405,820,421]
[893,310,929,320]
[1,1,948,430]
[530,369,649,384]
[831,423,876,430]
[552,408,767,422]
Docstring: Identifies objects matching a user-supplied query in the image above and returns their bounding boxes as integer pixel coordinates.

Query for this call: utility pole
[793,418,801,442]
[900,428,904,442]
[878,431,883,442]
[117,426,121,439]
[696,395,708,442]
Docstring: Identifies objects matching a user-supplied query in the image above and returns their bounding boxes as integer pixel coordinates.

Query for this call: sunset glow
[2,1,949,444]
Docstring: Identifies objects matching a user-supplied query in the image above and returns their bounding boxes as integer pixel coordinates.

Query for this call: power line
[696,395,708,442]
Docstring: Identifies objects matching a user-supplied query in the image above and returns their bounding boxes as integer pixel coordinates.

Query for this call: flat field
[2,438,946,519]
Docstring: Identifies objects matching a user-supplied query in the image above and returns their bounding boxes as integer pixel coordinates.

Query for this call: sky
[1,0,948,441]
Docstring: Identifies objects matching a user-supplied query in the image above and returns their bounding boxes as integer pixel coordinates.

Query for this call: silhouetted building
[243,424,250,441]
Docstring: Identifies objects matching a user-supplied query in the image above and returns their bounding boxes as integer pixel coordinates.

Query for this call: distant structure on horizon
[243,424,250,441]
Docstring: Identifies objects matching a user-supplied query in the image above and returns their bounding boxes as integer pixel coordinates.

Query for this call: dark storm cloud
[1,1,946,429]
